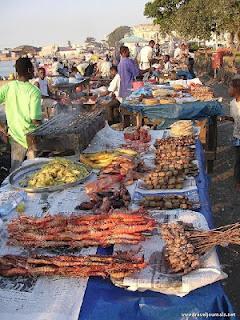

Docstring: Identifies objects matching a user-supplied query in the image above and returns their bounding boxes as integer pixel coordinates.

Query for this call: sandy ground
[205,79,240,315]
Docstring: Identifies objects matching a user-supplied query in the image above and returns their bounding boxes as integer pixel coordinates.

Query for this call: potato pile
[160,223,200,274]
[142,168,185,190]
[140,195,194,210]
[155,136,195,148]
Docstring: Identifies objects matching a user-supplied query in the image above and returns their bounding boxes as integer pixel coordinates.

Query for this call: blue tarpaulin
[121,101,223,120]
[78,141,237,320]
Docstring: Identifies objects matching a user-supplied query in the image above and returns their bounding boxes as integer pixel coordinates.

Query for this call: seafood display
[0,252,146,280]
[80,149,137,169]
[123,127,151,153]
[7,210,156,248]
[76,185,131,211]
[27,159,89,188]
[100,156,139,177]
[85,175,123,194]
[170,121,193,137]
[140,195,197,210]
[124,127,151,143]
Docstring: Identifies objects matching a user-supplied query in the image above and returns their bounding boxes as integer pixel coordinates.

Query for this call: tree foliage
[144,0,240,41]
[107,26,131,47]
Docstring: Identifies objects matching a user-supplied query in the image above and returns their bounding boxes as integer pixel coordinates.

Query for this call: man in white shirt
[51,57,62,76]
[163,55,172,73]
[139,40,155,70]
[101,66,121,124]
[34,67,55,118]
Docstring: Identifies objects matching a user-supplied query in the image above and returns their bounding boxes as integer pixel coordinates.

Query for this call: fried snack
[140,195,196,210]
[28,159,89,188]
[142,168,185,190]
[170,120,193,137]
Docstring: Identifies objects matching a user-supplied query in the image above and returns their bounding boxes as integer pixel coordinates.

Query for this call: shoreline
[0,58,15,62]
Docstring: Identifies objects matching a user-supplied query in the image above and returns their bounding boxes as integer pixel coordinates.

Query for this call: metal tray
[9,159,92,193]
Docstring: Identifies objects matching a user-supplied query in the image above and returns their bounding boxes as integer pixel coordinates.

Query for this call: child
[228,78,240,189]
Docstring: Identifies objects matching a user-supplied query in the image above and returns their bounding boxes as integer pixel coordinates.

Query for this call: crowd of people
[0,40,213,173]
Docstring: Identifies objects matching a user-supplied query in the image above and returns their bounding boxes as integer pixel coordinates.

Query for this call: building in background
[39,44,58,57]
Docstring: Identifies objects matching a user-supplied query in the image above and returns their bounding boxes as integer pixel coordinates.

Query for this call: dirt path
[207,80,240,315]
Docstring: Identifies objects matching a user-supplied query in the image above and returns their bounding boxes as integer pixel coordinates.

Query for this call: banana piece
[116,148,138,157]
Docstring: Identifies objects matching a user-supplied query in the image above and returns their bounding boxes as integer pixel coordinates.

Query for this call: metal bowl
[9,159,92,193]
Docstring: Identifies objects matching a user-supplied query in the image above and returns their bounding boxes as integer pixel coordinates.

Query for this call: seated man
[101,66,121,124]
[163,55,172,73]
[34,67,56,118]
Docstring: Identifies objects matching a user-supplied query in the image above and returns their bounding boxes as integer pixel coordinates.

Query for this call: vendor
[101,66,121,124]
[51,57,62,76]
[139,40,155,70]
[34,67,56,118]
[174,43,189,61]
[118,46,140,99]
[99,55,112,78]
[0,57,42,171]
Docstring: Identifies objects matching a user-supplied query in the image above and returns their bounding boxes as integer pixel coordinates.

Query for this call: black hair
[53,57,58,62]
[71,66,79,73]
[230,78,240,95]
[120,46,129,55]
[15,57,33,76]
[110,65,118,73]
[149,40,155,46]
[188,57,195,66]
[165,55,170,61]
[38,67,46,72]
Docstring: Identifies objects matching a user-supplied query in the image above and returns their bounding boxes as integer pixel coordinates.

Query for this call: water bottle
[0,190,26,217]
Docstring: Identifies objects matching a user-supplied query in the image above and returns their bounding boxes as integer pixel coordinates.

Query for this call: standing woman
[118,46,139,99]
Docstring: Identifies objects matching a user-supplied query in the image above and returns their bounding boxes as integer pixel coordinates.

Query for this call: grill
[27,108,106,155]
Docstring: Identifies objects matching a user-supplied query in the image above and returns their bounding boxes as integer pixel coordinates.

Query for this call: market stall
[0,124,237,320]
[120,80,223,172]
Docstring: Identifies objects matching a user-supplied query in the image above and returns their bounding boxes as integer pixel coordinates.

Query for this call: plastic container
[0,190,26,217]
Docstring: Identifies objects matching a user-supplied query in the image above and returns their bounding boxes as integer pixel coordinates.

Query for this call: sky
[1,0,149,49]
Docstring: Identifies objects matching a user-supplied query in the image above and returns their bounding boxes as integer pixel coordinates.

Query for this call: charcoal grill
[27,108,105,155]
